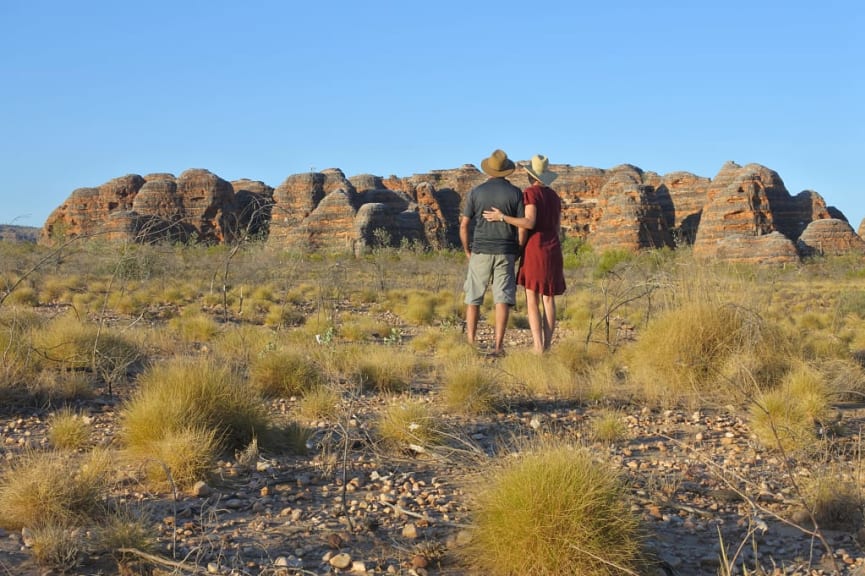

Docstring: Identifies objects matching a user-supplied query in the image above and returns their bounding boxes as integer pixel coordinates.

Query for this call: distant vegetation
[0,224,38,243]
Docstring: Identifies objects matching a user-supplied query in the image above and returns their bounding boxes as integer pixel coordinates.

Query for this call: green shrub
[594,249,634,278]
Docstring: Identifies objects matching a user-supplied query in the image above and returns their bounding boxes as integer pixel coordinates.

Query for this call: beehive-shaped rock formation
[41,160,860,264]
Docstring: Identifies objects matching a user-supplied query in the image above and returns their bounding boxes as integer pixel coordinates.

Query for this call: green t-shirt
[462,178,525,255]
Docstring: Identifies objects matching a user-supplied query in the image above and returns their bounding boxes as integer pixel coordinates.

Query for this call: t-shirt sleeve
[461,191,475,219]
[523,187,539,206]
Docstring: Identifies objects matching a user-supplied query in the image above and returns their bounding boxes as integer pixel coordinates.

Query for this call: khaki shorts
[464,253,516,306]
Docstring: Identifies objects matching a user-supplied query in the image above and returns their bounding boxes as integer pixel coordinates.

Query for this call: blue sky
[2,1,862,230]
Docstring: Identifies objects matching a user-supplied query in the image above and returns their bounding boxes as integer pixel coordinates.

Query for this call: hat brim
[481,158,515,177]
[526,166,558,186]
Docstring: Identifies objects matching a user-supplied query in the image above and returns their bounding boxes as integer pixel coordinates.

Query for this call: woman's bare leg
[542,295,556,351]
[525,288,544,354]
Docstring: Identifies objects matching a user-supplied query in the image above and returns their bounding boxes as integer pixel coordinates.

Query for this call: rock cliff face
[797,219,865,258]
[42,174,145,243]
[41,160,858,263]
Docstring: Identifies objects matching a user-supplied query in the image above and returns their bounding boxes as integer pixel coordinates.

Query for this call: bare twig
[378,500,472,529]
[664,433,841,573]
[116,548,210,574]
[567,541,641,576]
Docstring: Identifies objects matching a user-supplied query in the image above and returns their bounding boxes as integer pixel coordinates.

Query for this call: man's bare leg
[465,304,480,346]
[493,302,510,354]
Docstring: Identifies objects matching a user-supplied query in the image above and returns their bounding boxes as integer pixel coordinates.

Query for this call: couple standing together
[460,149,566,356]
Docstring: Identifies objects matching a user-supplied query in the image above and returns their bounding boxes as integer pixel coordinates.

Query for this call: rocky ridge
[41,161,864,263]
[0,225,39,243]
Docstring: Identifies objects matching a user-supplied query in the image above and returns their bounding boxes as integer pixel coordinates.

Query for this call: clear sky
[1,0,862,230]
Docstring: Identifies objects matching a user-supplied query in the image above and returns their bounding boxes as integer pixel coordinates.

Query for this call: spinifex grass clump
[590,408,629,444]
[798,467,863,531]
[0,448,112,530]
[441,363,501,415]
[352,345,415,394]
[298,385,340,421]
[93,504,157,562]
[338,313,394,342]
[30,314,144,385]
[121,357,275,488]
[48,407,91,451]
[464,445,643,575]
[28,523,84,573]
[749,363,830,454]
[376,400,444,450]
[625,302,790,406]
[0,309,43,407]
[500,351,578,399]
[249,350,324,398]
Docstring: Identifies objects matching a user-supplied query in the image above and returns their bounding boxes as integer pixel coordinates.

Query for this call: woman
[483,154,566,353]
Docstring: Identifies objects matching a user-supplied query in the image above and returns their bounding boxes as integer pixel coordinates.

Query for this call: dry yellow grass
[463,444,644,575]
[48,407,91,450]
[625,302,791,407]
[249,349,324,398]
[94,504,157,561]
[749,364,829,454]
[441,363,501,415]
[31,314,143,376]
[167,308,220,343]
[123,357,271,450]
[129,426,220,491]
[0,448,112,530]
[297,385,340,421]
[500,351,579,399]
[351,345,416,393]
[590,408,629,444]
[375,400,444,450]
[799,467,863,530]
[28,522,84,572]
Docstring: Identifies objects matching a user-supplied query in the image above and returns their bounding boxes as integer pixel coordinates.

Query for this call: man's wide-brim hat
[525,154,558,185]
[481,149,516,177]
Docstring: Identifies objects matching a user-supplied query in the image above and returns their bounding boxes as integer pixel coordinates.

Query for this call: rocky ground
[2,325,865,576]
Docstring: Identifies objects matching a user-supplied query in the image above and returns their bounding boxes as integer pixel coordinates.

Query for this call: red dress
[517,184,566,296]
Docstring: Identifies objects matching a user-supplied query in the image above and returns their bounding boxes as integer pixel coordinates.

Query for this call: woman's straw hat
[525,154,558,185]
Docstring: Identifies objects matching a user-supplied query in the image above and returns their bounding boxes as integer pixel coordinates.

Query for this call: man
[460,149,525,355]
